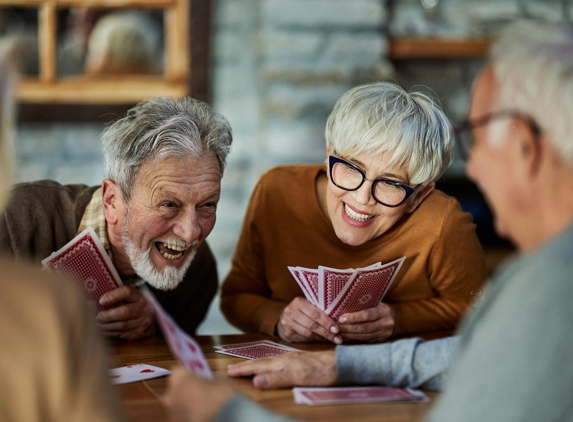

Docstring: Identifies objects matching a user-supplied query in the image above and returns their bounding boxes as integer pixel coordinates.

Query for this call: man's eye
[161,202,176,208]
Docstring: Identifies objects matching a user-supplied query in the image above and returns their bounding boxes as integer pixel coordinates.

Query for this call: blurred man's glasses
[454,111,542,161]
[328,155,416,208]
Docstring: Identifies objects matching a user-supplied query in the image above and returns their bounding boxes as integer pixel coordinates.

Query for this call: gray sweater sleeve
[215,396,297,422]
[336,336,458,391]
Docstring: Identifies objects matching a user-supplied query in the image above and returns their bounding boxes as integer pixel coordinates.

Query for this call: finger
[298,299,340,333]
[96,316,152,333]
[338,306,386,324]
[96,303,142,323]
[252,371,299,390]
[101,327,151,341]
[227,355,290,378]
[99,286,136,307]
[338,319,382,335]
[293,316,342,344]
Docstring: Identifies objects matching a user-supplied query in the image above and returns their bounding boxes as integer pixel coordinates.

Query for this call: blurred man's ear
[406,182,435,213]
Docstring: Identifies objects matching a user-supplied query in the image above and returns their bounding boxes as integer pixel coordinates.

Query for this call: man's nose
[172,210,201,243]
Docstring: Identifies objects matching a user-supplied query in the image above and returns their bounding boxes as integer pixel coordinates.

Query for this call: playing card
[319,266,355,311]
[109,364,170,385]
[214,343,300,360]
[41,227,122,311]
[141,287,213,379]
[297,267,320,307]
[214,340,298,351]
[288,266,316,305]
[326,257,406,319]
[293,386,428,406]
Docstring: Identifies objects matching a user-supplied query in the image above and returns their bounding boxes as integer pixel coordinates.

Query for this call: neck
[517,168,573,253]
[107,225,137,278]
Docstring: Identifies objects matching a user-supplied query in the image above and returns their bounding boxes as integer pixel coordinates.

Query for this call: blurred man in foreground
[0,96,232,340]
[162,20,573,422]
[0,54,122,422]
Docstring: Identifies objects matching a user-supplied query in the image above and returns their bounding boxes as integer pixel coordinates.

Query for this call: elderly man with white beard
[0,97,233,341]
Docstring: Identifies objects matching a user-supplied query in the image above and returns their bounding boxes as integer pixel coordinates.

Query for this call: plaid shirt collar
[78,188,143,287]
[77,187,110,252]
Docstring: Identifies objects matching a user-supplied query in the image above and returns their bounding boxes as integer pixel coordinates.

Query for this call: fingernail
[333,336,342,345]
[257,375,268,388]
[99,297,108,306]
[339,317,347,323]
[330,326,339,334]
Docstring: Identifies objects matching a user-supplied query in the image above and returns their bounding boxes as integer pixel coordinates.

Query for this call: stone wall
[13,0,572,334]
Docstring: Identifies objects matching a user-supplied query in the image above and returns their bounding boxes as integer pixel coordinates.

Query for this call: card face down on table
[289,257,406,319]
[214,340,300,360]
[41,227,122,311]
[293,386,428,406]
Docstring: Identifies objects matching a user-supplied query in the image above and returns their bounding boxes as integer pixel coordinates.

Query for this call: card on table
[292,386,428,406]
[41,227,122,311]
[214,340,297,351]
[109,364,171,385]
[141,286,213,379]
[326,257,406,319]
[214,342,300,360]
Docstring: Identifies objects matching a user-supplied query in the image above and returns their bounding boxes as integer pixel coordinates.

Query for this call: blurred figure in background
[0,54,122,421]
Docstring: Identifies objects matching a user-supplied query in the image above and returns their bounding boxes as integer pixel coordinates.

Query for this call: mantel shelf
[390,37,493,59]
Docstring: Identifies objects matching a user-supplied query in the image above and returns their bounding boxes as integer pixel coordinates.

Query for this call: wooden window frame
[0,0,211,121]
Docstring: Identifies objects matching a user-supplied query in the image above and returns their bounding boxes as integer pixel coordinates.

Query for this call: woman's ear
[406,182,435,213]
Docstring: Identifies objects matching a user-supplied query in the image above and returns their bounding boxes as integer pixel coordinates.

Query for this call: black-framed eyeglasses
[454,110,542,161]
[328,155,416,208]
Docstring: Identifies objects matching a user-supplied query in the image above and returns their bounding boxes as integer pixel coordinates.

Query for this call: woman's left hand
[337,302,395,342]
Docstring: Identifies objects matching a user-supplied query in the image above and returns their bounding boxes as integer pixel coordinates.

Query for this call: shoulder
[8,180,96,210]
[257,164,323,190]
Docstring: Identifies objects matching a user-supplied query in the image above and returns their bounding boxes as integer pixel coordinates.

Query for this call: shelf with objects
[0,0,211,121]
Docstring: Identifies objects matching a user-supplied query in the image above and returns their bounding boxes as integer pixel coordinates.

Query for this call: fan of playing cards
[288,257,405,320]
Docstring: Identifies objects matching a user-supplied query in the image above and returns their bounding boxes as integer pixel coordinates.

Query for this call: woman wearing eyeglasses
[221,82,487,344]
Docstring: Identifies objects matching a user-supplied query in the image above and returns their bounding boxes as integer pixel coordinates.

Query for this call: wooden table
[111,334,438,422]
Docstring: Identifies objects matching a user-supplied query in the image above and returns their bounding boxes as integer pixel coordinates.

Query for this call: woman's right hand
[276,297,342,344]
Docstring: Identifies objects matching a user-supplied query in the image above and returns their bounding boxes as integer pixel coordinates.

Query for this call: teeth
[344,204,375,222]
[162,242,189,252]
[161,251,183,260]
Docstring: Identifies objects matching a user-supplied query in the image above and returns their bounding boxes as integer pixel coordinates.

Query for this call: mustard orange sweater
[221,165,487,339]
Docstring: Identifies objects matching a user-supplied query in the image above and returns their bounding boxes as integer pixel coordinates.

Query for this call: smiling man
[0,97,232,340]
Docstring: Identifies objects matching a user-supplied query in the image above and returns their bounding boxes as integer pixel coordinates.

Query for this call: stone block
[15,125,63,160]
[259,29,323,61]
[53,163,104,186]
[14,162,51,183]
[263,117,327,163]
[60,124,105,160]
[263,83,347,119]
[320,33,386,66]
[216,0,258,27]
[262,0,385,28]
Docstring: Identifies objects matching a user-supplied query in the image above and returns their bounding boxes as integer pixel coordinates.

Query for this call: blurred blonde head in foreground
[0,54,14,208]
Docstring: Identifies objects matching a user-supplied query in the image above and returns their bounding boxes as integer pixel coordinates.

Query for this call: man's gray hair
[102,96,232,202]
[492,21,573,164]
[325,82,453,187]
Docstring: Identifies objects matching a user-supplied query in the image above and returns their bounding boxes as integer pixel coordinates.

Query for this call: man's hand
[95,286,155,341]
[277,297,342,344]
[227,350,337,390]
[162,365,236,422]
[337,302,395,342]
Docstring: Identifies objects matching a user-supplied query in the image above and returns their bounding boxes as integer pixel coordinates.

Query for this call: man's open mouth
[155,242,190,260]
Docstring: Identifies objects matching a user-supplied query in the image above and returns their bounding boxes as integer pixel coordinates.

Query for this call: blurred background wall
[5,0,572,334]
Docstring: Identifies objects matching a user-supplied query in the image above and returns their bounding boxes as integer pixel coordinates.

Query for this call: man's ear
[101,179,122,225]
[405,182,435,213]
[517,125,544,179]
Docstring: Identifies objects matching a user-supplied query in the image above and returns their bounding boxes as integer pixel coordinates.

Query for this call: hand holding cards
[288,257,405,319]
[42,227,122,311]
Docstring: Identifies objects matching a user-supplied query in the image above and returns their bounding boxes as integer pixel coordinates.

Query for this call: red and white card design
[214,340,296,351]
[293,386,428,406]
[109,364,170,385]
[288,258,405,319]
[326,257,405,319]
[141,287,213,379]
[214,341,300,360]
[41,227,122,311]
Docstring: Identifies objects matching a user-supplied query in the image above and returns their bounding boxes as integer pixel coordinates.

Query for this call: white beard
[121,218,197,291]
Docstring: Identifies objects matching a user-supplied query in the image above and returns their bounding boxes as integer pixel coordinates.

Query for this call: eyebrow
[347,157,409,183]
